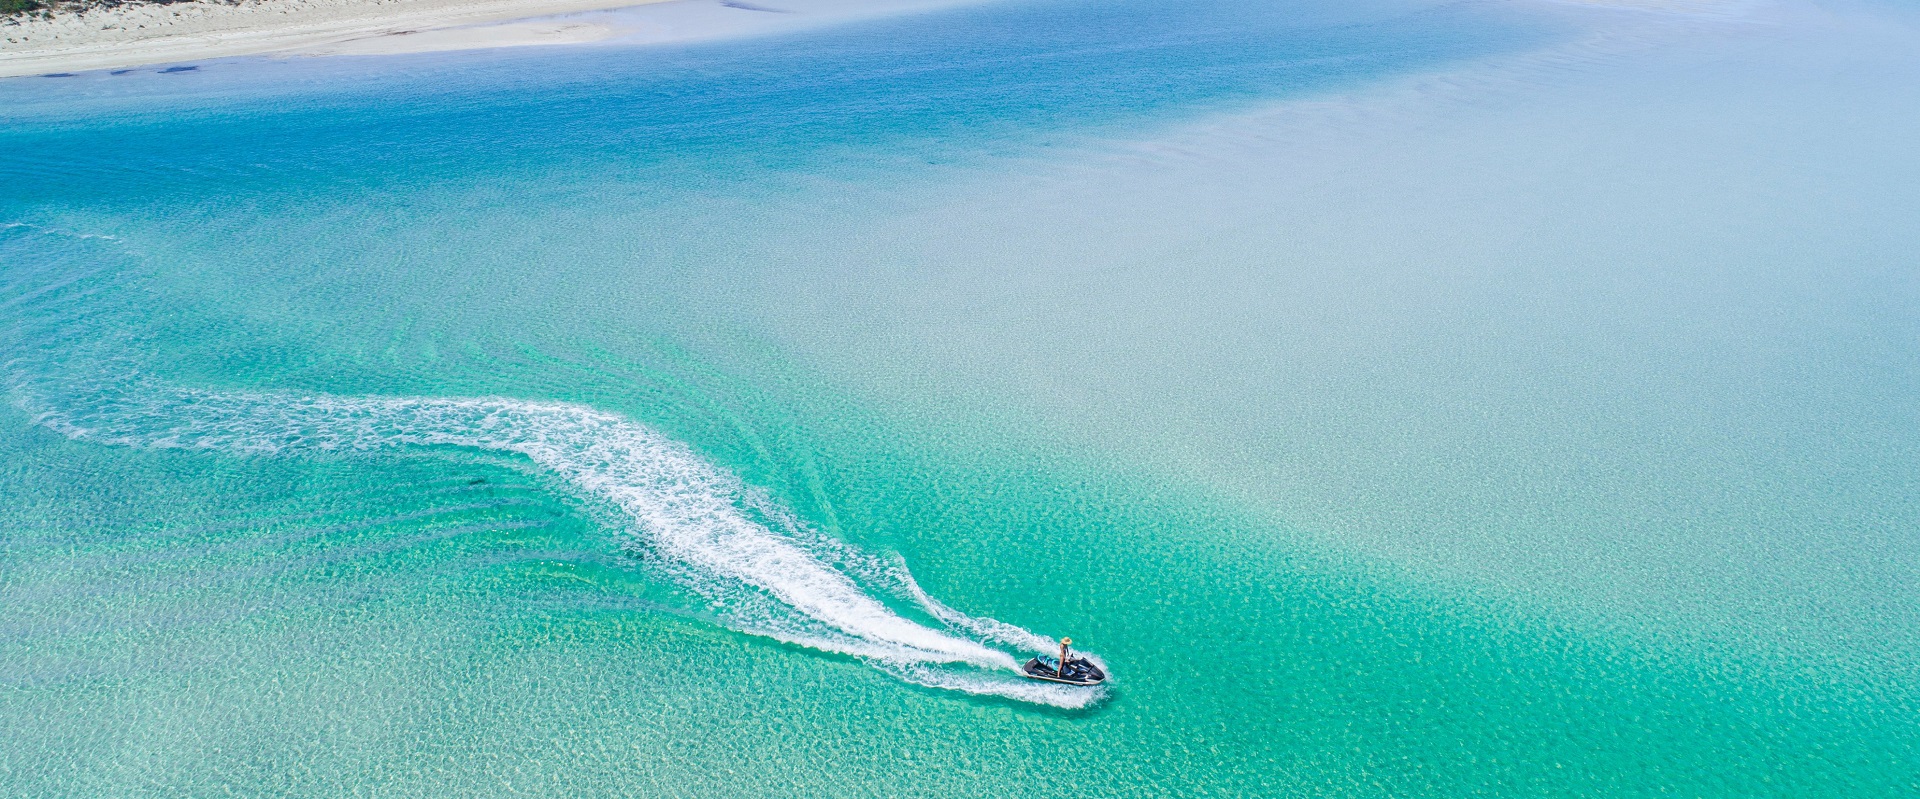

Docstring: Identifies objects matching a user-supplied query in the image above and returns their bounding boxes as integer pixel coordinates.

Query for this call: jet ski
[1020,637,1106,686]
[1021,656,1106,686]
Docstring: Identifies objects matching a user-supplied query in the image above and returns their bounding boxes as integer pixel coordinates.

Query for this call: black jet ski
[1021,656,1106,686]
[1020,637,1106,686]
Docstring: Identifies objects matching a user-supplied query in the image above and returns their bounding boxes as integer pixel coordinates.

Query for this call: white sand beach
[0,0,687,76]
[0,0,964,77]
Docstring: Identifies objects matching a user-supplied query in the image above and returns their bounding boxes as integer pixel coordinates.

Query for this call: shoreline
[0,0,1714,81]
[0,0,768,78]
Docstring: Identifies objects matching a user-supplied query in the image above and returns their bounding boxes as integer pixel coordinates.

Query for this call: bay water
[4,0,1917,794]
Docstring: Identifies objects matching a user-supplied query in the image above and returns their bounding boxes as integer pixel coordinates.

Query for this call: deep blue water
[2,0,1553,205]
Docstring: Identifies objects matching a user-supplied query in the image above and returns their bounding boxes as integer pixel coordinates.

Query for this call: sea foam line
[21,384,1107,707]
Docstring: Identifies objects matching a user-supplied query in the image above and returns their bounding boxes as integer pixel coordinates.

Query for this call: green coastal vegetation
[3,0,202,20]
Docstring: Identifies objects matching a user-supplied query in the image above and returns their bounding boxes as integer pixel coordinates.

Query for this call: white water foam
[20,384,1108,707]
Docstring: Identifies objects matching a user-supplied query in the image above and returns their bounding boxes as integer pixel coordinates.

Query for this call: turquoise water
[4,0,1919,794]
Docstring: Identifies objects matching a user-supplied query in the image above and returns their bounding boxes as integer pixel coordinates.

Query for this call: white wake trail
[23,385,1107,707]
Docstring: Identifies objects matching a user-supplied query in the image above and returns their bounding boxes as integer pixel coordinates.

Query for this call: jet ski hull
[1021,657,1106,686]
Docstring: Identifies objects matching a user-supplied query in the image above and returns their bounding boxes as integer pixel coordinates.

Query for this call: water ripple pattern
[19,382,1106,707]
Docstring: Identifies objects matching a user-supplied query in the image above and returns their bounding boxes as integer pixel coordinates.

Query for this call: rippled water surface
[3,0,1918,795]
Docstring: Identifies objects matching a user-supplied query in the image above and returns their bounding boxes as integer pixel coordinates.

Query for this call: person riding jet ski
[1021,637,1106,686]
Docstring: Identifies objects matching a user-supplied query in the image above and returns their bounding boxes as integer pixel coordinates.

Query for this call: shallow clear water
[3,0,1918,794]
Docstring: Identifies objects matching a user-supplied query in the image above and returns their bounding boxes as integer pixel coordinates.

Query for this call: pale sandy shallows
[0,0,675,77]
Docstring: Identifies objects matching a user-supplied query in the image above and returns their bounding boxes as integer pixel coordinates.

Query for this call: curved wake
[21,384,1108,707]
